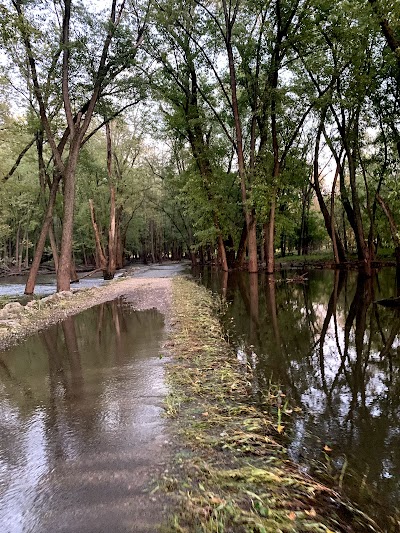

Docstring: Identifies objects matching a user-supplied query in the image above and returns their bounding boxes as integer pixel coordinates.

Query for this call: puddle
[0,299,167,533]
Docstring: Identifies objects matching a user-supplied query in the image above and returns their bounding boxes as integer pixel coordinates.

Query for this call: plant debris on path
[165,278,386,533]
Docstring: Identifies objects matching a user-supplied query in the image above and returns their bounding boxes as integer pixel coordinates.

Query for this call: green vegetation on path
[164,278,384,533]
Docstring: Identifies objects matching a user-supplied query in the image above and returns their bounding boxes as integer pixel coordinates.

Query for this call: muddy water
[0,263,187,298]
[0,273,108,298]
[196,267,400,528]
[0,299,167,533]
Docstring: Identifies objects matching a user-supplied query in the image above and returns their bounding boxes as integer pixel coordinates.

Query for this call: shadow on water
[194,266,400,528]
[0,299,166,533]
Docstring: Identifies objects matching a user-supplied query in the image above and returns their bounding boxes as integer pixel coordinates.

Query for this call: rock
[25,300,38,309]
[2,302,24,316]
[0,319,20,328]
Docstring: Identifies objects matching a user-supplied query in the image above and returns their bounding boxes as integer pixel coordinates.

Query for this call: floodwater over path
[196,267,400,528]
[0,263,188,299]
[0,299,167,533]
[0,273,108,298]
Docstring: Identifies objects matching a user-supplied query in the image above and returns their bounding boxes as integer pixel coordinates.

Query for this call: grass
[163,277,387,533]
[0,296,12,308]
[276,252,335,264]
[276,250,397,265]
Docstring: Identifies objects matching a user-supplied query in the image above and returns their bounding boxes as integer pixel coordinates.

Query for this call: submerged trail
[0,264,185,533]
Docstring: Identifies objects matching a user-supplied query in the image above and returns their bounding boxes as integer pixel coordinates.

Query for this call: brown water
[0,299,167,533]
[195,267,400,529]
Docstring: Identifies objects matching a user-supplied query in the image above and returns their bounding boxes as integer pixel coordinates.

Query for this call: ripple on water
[0,300,166,533]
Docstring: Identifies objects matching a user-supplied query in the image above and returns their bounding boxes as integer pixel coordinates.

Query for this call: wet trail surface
[0,271,176,532]
[132,264,188,279]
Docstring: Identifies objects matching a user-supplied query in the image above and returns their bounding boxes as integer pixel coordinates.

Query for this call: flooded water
[0,273,108,298]
[0,300,167,533]
[196,267,400,528]
[0,263,187,299]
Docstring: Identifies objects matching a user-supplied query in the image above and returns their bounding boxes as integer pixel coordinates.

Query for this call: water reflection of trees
[0,301,165,528]
[219,269,400,518]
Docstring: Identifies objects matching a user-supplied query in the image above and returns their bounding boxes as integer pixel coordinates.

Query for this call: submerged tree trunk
[265,192,276,274]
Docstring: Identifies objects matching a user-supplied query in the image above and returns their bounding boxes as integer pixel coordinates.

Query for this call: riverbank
[166,278,385,533]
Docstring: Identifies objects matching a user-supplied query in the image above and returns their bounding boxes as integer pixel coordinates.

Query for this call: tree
[2,0,147,292]
[149,2,236,269]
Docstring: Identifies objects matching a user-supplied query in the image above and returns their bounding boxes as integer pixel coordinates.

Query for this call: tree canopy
[0,0,399,289]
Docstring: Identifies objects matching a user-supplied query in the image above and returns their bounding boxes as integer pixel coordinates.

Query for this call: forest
[0,0,399,293]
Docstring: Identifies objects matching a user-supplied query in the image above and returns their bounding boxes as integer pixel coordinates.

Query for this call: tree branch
[2,137,36,182]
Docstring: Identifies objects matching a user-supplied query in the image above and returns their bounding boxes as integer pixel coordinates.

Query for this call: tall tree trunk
[25,175,61,294]
[376,193,400,268]
[115,205,125,270]
[116,223,124,269]
[89,199,107,271]
[190,250,197,267]
[222,1,257,272]
[15,222,21,273]
[57,146,80,292]
[261,229,265,264]
[24,228,29,269]
[217,233,228,272]
[150,219,155,264]
[331,165,340,265]
[70,255,79,284]
[105,187,117,278]
[235,222,247,268]
[48,225,59,273]
[314,113,346,262]
[105,122,117,279]
[199,246,204,265]
[347,150,372,276]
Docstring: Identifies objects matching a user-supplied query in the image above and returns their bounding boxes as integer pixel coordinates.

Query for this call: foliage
[0,0,399,272]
